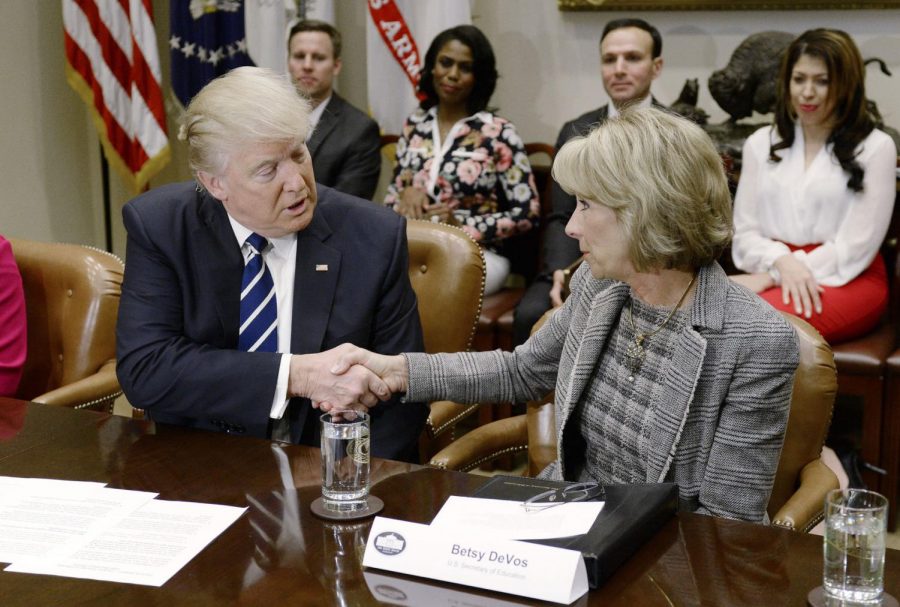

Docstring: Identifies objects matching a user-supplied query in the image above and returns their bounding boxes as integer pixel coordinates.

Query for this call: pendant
[625,334,646,377]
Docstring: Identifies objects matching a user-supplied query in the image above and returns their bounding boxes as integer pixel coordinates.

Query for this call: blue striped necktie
[239,233,278,353]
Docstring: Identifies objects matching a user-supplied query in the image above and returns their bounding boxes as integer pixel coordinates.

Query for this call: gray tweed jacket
[406,262,799,522]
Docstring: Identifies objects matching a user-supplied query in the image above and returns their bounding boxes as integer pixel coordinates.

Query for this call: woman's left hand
[773,254,824,318]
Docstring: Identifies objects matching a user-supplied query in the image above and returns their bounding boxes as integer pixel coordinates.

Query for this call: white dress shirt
[733,124,896,287]
[228,216,296,419]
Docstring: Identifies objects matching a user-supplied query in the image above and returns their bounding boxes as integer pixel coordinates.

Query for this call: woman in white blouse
[731,28,896,344]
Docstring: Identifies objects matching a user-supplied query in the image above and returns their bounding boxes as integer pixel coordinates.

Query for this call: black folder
[472,476,677,589]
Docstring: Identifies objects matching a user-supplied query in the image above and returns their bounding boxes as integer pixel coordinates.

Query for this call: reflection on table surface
[1,399,899,606]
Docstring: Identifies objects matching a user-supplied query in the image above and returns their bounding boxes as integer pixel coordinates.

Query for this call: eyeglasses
[521,482,605,513]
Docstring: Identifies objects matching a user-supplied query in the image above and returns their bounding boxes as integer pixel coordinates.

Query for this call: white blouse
[732,124,896,287]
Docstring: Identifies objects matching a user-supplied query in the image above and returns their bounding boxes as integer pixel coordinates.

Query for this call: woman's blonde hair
[178,66,311,176]
[552,106,732,272]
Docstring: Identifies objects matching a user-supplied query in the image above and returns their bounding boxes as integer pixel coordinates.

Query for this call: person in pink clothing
[0,235,26,397]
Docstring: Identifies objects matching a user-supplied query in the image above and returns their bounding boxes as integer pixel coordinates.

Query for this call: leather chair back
[767,312,837,518]
[9,238,123,405]
[406,220,484,353]
[523,310,838,514]
[407,221,485,460]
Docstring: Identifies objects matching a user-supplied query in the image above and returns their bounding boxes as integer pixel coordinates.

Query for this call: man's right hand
[288,344,393,412]
[395,188,431,220]
[320,346,409,413]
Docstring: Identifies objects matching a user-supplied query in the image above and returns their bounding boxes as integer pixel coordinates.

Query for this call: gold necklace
[624,273,697,381]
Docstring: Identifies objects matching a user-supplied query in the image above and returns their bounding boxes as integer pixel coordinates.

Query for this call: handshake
[287,344,409,413]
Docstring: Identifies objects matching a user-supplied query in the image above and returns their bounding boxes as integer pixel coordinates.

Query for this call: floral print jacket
[385,108,540,244]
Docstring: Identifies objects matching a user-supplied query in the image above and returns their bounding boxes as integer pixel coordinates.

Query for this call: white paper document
[430,496,604,540]
[5,498,246,586]
[0,477,157,564]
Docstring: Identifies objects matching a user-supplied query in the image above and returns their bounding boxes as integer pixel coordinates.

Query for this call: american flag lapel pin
[315,264,328,272]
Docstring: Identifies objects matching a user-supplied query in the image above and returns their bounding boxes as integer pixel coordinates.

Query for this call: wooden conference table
[2,400,899,607]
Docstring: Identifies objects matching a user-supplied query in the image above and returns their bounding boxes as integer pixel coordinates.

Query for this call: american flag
[170,1,299,107]
[62,0,170,193]
[170,0,253,107]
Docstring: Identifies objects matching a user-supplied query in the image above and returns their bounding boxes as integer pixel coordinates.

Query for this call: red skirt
[758,244,887,345]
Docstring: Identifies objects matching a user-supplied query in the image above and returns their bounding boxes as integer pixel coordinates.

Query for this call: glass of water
[320,412,370,513]
[823,488,888,604]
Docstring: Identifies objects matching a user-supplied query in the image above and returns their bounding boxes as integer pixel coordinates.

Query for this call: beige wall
[1,2,101,247]
[339,1,900,143]
[2,1,898,257]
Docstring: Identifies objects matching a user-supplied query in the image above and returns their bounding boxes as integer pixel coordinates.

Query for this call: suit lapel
[307,96,342,157]
[193,190,243,345]
[289,205,341,434]
[643,327,706,483]
[290,215,340,354]
[556,282,629,476]
[643,264,723,483]
[562,285,627,410]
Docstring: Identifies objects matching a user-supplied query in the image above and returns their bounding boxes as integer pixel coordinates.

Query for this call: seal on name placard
[373,532,406,556]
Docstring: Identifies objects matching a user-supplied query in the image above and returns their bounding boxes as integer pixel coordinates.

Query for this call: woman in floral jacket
[385,25,540,295]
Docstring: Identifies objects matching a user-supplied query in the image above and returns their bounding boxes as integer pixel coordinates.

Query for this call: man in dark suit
[116,67,427,463]
[288,20,381,200]
[513,18,665,345]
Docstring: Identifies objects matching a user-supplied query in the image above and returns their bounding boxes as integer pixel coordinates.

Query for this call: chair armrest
[429,414,528,472]
[31,359,121,412]
[772,458,839,532]
[426,401,479,439]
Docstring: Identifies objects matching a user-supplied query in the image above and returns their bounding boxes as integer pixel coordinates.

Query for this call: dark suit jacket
[116,182,427,462]
[308,94,381,200]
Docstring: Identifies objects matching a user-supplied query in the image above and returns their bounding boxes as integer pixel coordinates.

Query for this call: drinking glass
[823,488,888,604]
[320,412,370,512]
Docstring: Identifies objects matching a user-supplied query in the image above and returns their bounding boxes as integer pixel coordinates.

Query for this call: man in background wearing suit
[513,18,665,345]
[116,67,427,463]
[288,20,381,200]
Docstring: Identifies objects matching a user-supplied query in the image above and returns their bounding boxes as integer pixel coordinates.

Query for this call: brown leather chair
[430,311,839,532]
[9,238,123,411]
[406,220,485,462]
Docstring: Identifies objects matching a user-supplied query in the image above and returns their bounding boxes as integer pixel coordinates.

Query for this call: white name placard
[362,517,588,605]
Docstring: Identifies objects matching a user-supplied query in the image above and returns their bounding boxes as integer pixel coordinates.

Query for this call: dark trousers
[513,278,553,347]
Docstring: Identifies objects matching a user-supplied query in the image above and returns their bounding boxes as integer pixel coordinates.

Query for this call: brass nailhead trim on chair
[454,445,528,473]
[74,391,123,413]
[427,404,481,438]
